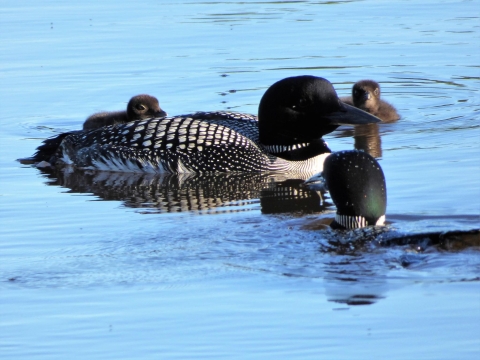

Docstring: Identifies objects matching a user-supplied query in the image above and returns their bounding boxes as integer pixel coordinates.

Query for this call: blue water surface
[1,1,479,359]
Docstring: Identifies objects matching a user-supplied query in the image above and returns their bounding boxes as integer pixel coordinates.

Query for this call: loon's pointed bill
[326,102,382,125]
[26,76,381,174]
[305,150,387,229]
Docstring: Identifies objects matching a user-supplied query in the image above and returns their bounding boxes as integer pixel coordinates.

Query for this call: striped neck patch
[335,214,385,229]
[263,142,309,154]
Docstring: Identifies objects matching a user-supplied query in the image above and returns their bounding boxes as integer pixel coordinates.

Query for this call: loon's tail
[20,131,81,164]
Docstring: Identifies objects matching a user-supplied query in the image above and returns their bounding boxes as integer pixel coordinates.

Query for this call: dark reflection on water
[354,124,382,157]
[317,227,480,305]
[336,123,383,157]
[324,264,388,306]
[321,226,480,254]
[40,168,327,215]
[37,164,479,246]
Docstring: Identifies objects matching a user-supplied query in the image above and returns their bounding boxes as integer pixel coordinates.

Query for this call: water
[1,0,480,359]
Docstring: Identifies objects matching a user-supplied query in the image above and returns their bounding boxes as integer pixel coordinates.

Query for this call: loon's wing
[56,115,276,173]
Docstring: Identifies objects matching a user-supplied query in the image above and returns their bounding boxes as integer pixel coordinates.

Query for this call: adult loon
[341,80,400,122]
[83,94,167,131]
[32,76,381,173]
[305,150,387,229]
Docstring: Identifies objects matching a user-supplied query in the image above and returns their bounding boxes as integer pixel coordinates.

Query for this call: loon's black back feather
[59,112,286,173]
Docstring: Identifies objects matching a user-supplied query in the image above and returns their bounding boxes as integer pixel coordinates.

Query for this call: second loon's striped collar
[335,214,386,229]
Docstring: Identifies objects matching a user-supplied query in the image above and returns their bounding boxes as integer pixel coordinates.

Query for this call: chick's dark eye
[135,104,147,111]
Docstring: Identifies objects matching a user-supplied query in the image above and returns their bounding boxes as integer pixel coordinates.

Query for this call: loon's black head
[306,150,386,229]
[352,80,381,113]
[126,94,167,120]
[258,76,381,147]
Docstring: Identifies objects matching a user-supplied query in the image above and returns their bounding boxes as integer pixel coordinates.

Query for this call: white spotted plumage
[58,112,288,173]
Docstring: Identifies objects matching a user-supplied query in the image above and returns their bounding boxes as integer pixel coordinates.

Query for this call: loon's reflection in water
[36,167,479,306]
[40,168,328,215]
[335,123,383,158]
[40,167,479,247]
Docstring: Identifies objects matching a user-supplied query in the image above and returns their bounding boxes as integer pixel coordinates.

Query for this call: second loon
[304,150,387,229]
[49,76,382,173]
